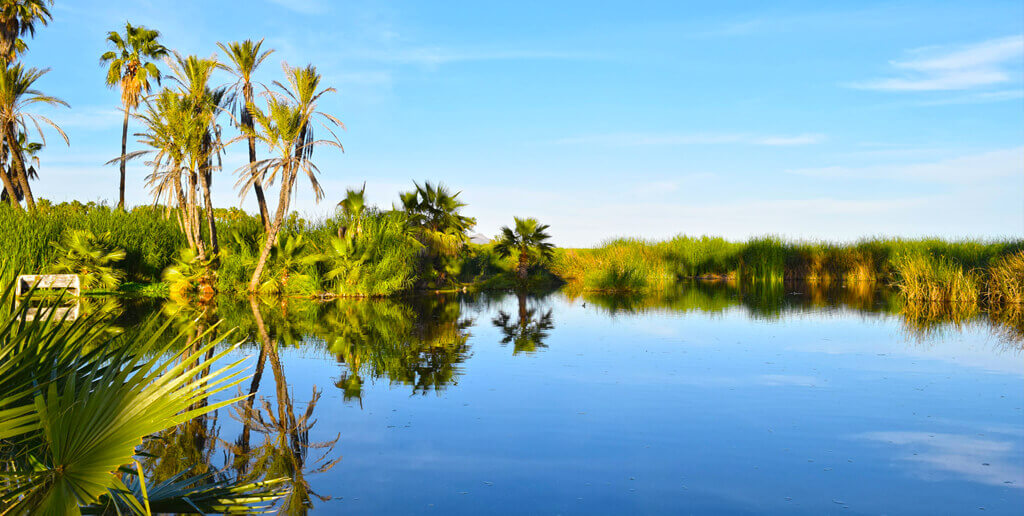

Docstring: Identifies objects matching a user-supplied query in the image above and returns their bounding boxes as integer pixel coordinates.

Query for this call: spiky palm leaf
[0,283,287,514]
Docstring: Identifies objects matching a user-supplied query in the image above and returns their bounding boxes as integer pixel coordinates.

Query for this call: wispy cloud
[849,35,1024,91]
[553,132,825,146]
[345,47,602,66]
[787,147,1023,183]
[266,0,328,15]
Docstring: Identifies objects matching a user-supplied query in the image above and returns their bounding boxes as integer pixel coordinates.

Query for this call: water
[132,285,1023,514]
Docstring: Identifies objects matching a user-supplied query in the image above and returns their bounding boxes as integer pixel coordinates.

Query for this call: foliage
[47,229,126,290]
[0,202,184,285]
[161,247,217,299]
[321,210,422,296]
[494,217,555,281]
[0,284,285,514]
[552,235,1024,309]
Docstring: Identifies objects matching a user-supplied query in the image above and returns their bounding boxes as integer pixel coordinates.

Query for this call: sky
[18,0,1024,246]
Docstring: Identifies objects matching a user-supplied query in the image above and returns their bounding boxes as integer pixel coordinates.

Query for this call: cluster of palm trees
[0,2,558,293]
[98,23,342,292]
[0,0,67,211]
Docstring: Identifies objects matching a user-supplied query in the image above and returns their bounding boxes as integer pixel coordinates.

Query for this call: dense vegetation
[0,196,555,297]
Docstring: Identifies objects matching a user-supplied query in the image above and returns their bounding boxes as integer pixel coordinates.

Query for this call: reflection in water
[858,431,1024,489]
[575,280,1023,347]
[115,282,1019,514]
[492,291,555,355]
[230,296,341,515]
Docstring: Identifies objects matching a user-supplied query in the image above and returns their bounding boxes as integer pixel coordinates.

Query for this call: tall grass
[553,235,1023,307]
[0,201,185,283]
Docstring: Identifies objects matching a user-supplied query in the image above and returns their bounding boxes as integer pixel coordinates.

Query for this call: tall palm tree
[218,38,274,231]
[135,88,203,252]
[100,22,167,210]
[494,216,555,281]
[241,63,342,292]
[167,52,229,255]
[0,0,52,64]
[0,63,67,211]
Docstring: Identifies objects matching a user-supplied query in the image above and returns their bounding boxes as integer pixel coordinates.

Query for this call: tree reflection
[318,295,474,401]
[492,292,554,355]
[221,295,341,515]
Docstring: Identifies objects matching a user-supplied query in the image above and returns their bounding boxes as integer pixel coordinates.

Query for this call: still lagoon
[122,284,1022,514]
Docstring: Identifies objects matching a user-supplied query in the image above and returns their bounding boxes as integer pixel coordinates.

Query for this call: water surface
[130,285,1023,514]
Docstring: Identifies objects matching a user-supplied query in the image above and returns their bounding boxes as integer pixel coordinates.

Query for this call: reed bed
[553,235,1024,308]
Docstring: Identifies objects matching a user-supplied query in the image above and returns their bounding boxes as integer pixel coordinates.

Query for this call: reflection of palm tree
[492,292,554,355]
[226,295,341,515]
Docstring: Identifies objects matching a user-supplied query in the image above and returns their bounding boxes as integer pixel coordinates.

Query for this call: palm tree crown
[100,22,166,110]
[0,0,52,63]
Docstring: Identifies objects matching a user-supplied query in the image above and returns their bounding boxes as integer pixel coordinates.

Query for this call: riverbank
[3,203,1021,311]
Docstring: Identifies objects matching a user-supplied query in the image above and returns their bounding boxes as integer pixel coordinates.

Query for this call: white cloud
[849,35,1024,91]
[554,132,824,146]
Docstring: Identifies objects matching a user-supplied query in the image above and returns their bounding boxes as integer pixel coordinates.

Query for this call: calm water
[131,285,1023,514]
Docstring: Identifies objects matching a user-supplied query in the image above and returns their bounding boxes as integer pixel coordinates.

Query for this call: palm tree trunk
[188,169,206,259]
[248,171,292,292]
[172,170,196,251]
[118,108,129,210]
[199,167,218,254]
[5,124,34,211]
[517,251,529,281]
[244,84,271,232]
[0,167,20,209]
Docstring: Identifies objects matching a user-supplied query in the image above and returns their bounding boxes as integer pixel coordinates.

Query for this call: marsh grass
[0,202,184,283]
[554,235,1023,309]
[986,251,1024,305]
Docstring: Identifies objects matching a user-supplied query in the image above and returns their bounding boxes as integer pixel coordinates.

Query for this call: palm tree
[167,52,229,255]
[0,63,67,211]
[337,181,365,237]
[399,181,476,285]
[494,216,555,281]
[100,22,167,210]
[241,63,342,293]
[0,0,52,64]
[135,88,203,252]
[218,39,274,231]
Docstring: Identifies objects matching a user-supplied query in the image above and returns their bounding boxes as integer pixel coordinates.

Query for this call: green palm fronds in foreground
[0,283,286,515]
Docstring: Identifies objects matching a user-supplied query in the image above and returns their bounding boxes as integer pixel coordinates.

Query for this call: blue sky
[20,0,1024,246]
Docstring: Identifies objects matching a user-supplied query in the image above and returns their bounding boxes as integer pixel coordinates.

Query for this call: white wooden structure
[15,274,81,297]
[14,274,82,322]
